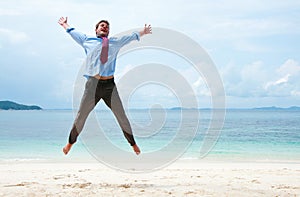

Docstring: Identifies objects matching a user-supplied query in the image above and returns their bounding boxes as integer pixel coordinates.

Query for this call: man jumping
[58,17,152,155]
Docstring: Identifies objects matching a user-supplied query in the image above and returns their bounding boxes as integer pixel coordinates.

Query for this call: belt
[92,77,114,83]
[93,75,114,80]
[98,78,114,83]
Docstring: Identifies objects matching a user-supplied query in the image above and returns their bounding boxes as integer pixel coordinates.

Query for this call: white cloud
[221,59,300,98]
[193,78,211,97]
[264,74,290,91]
[0,28,30,44]
[277,59,300,76]
[274,74,290,86]
[264,59,300,96]
[291,90,300,96]
[220,61,268,97]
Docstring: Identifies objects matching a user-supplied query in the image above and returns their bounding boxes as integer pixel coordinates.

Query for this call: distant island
[252,106,300,110]
[0,101,42,110]
[170,107,198,110]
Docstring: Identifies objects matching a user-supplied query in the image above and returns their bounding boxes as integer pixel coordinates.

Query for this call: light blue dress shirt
[66,27,140,77]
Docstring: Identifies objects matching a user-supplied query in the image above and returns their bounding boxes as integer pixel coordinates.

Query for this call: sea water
[0,109,299,163]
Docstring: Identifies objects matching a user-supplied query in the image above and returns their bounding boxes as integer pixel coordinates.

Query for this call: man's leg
[63,78,100,155]
[103,83,141,155]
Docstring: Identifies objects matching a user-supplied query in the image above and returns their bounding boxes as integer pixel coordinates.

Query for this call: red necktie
[100,37,109,64]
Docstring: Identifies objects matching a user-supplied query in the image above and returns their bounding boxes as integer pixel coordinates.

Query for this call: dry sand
[0,160,299,197]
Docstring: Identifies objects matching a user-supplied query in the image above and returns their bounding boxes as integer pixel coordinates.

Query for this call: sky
[0,0,300,109]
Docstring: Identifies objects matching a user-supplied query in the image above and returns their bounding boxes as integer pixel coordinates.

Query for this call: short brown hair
[95,20,110,29]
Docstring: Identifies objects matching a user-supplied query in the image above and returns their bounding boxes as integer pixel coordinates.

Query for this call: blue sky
[0,0,300,109]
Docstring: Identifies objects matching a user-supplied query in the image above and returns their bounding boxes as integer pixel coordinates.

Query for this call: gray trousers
[68,77,136,146]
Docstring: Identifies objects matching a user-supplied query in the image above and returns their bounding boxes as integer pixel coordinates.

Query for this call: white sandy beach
[1,160,299,197]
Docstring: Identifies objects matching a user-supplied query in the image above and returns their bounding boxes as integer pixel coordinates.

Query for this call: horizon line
[39,106,300,110]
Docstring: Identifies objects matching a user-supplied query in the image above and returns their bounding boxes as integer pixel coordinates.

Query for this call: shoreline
[1,158,300,168]
[1,155,300,165]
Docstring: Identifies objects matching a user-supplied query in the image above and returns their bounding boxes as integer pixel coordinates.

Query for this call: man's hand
[58,17,70,30]
[140,24,152,37]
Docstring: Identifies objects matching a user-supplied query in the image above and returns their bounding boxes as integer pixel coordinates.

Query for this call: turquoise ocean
[0,109,299,163]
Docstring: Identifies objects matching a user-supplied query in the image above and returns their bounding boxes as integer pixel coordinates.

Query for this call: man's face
[96,22,109,37]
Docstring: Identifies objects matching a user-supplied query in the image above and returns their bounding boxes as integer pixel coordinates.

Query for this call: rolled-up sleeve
[66,27,87,46]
